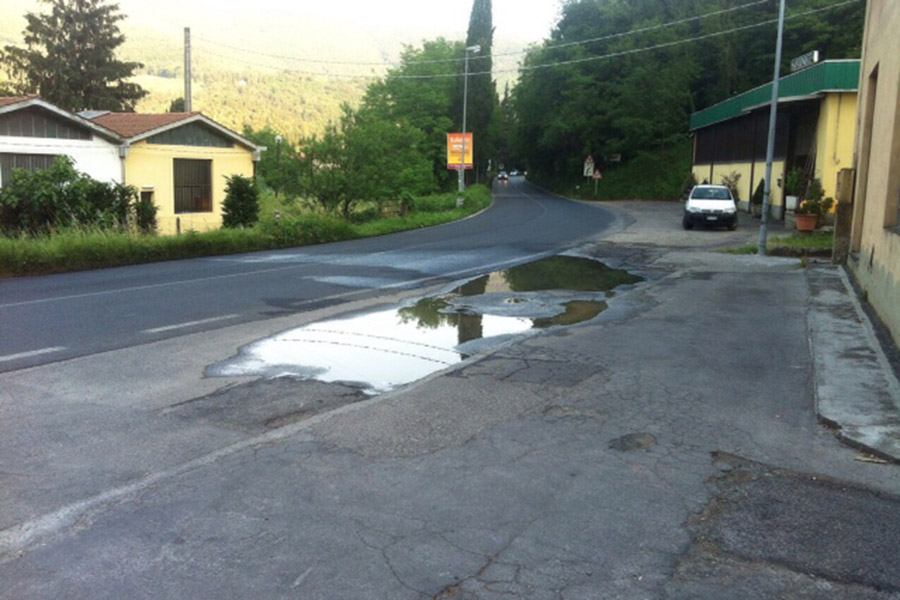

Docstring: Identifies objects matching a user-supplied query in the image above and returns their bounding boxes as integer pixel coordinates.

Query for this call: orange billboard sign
[447,133,473,170]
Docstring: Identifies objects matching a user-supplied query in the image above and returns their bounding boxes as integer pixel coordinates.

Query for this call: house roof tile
[0,96,38,108]
[90,112,199,137]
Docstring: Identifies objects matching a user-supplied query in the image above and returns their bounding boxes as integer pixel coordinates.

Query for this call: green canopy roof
[690,60,860,131]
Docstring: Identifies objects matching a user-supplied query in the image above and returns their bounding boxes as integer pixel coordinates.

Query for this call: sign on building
[791,50,820,73]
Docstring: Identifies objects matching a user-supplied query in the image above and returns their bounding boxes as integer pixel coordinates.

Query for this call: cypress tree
[454,0,496,180]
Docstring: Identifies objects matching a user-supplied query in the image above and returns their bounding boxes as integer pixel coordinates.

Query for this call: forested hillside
[0,0,527,143]
[511,0,864,195]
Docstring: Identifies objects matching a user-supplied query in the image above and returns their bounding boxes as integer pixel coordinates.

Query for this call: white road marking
[291,568,314,588]
[142,314,240,334]
[0,346,66,363]
[0,264,309,309]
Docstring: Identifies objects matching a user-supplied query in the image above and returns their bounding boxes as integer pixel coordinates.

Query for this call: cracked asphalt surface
[3,201,900,599]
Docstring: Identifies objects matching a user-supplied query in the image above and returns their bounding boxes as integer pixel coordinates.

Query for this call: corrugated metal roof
[690,60,860,131]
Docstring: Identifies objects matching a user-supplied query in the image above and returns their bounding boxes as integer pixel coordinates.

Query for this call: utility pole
[184,27,192,112]
[457,45,480,204]
[757,0,786,256]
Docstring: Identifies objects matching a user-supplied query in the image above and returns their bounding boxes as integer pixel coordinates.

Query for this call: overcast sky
[121,0,564,57]
[1,0,564,78]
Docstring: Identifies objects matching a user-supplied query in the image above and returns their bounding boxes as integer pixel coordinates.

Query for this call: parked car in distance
[498,171,508,181]
[510,169,519,176]
[683,184,738,230]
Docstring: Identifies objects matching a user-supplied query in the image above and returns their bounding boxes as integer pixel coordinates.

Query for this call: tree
[358,39,462,190]
[168,97,186,112]
[300,106,434,218]
[453,0,497,181]
[0,0,147,112]
[511,0,865,185]
[222,175,260,228]
[243,127,304,200]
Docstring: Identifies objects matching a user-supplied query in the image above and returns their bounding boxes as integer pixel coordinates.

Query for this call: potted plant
[680,171,698,201]
[795,178,833,231]
[784,167,803,211]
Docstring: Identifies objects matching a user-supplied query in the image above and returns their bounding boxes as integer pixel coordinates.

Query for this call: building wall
[848,0,900,344]
[692,91,857,219]
[124,141,255,235]
[693,159,786,213]
[0,134,121,186]
[813,92,858,201]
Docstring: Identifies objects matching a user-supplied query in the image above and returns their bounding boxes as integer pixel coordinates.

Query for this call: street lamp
[458,44,481,203]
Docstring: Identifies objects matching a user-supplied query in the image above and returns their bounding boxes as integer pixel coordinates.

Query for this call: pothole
[207,255,642,394]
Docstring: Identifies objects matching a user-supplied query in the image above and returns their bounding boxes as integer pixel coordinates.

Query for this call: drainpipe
[118,143,129,184]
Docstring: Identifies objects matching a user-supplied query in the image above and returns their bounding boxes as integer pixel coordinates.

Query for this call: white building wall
[0,135,121,186]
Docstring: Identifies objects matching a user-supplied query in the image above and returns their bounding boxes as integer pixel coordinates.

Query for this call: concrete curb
[807,265,900,463]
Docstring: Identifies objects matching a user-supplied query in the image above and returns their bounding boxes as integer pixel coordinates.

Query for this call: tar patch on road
[609,432,657,451]
[666,453,900,599]
[159,378,367,434]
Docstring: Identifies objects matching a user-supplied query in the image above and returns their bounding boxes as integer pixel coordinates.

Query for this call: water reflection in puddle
[208,256,641,394]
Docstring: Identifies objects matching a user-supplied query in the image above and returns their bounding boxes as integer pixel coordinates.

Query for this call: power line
[193,0,771,68]
[516,0,862,75]
[496,0,771,57]
[191,0,861,81]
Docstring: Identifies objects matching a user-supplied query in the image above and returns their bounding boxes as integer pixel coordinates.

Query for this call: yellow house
[690,60,859,220]
[87,111,262,235]
[848,0,900,344]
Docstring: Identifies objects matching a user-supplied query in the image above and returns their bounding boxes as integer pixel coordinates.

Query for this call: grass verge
[0,186,491,277]
[723,231,834,256]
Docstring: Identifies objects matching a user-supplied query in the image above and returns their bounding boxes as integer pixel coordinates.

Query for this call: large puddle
[208,255,642,394]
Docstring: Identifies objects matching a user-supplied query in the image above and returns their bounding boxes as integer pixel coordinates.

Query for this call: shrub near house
[0,156,137,233]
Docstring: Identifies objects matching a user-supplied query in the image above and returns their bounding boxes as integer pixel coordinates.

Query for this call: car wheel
[682,217,693,230]
[729,221,738,231]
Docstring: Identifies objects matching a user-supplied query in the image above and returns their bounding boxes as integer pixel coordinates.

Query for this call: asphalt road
[2,200,899,599]
[0,177,616,372]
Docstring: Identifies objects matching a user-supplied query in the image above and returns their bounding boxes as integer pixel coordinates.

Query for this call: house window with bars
[173,159,212,213]
[0,153,59,187]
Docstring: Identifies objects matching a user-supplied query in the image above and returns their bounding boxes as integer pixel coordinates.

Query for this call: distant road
[0,177,616,372]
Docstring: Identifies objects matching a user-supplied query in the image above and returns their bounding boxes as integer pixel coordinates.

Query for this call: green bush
[0,185,493,277]
[222,174,260,228]
[0,156,137,233]
[412,193,458,212]
[680,172,698,199]
[530,140,692,201]
[347,204,381,224]
[135,193,158,233]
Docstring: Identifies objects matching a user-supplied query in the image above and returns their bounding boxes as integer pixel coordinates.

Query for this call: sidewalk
[600,200,900,463]
[807,266,900,462]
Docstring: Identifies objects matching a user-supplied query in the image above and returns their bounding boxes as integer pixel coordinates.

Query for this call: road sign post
[592,169,602,196]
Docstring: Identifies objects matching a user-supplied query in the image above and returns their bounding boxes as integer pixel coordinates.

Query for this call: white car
[683,185,738,230]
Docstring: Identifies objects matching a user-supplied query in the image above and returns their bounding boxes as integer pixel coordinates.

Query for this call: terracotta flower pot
[795,213,817,231]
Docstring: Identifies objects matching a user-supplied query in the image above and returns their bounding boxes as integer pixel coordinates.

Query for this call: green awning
[689,60,859,131]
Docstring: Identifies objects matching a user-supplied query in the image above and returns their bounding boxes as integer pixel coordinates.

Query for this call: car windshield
[692,187,732,200]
